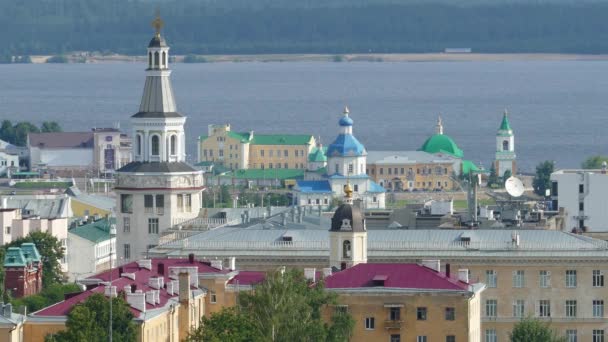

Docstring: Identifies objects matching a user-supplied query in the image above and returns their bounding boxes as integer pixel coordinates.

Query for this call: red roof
[33,258,229,318]
[227,271,266,286]
[324,263,470,291]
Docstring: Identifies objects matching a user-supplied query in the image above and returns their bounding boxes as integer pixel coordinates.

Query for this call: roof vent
[121,272,136,281]
[421,259,441,272]
[458,269,470,283]
[372,275,388,287]
[210,260,223,270]
[304,268,316,282]
[136,259,152,270]
[322,268,332,278]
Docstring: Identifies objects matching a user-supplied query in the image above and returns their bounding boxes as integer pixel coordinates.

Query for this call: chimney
[322,268,332,278]
[458,269,470,283]
[148,277,162,289]
[104,285,117,298]
[3,303,12,318]
[166,281,174,295]
[145,291,155,305]
[179,272,191,304]
[188,253,195,264]
[446,263,451,278]
[1,197,7,209]
[136,259,152,270]
[126,290,146,312]
[211,259,223,270]
[121,272,136,281]
[421,259,441,272]
[229,257,236,270]
[281,213,287,226]
[154,290,160,304]
[118,266,124,275]
[304,268,316,282]
[157,262,164,275]
[131,284,137,293]
[124,285,132,294]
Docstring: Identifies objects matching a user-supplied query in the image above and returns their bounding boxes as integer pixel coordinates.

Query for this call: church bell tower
[329,183,368,270]
[495,109,516,178]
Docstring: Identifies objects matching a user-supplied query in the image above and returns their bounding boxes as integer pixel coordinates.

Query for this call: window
[185,194,192,212]
[4,226,10,235]
[446,336,455,342]
[579,184,584,194]
[388,168,392,175]
[121,194,133,213]
[364,317,375,330]
[390,335,401,342]
[144,194,154,213]
[503,140,509,151]
[136,135,142,155]
[445,307,455,321]
[485,329,497,342]
[485,300,497,318]
[593,270,604,287]
[513,300,525,318]
[389,307,401,321]
[539,270,551,288]
[593,300,604,318]
[156,194,164,214]
[123,217,130,233]
[379,168,383,175]
[342,240,351,258]
[177,194,184,213]
[123,244,131,259]
[148,218,159,234]
[594,330,605,342]
[417,337,427,342]
[539,300,551,317]
[154,51,159,66]
[566,330,577,342]
[219,149,224,157]
[353,184,359,192]
[416,307,427,320]
[566,300,577,318]
[210,293,217,303]
[260,150,264,157]
[151,135,160,156]
[284,150,288,157]
[284,163,288,169]
[513,270,525,288]
[348,164,353,174]
[579,202,584,211]
[486,270,497,288]
[170,135,177,155]
[566,270,577,287]
[400,167,404,174]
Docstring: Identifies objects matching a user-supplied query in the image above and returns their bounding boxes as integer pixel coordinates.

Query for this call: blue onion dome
[338,106,354,126]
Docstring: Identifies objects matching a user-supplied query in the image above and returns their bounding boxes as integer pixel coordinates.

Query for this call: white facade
[30,147,93,169]
[495,110,516,178]
[0,151,19,176]
[68,232,116,281]
[551,169,608,232]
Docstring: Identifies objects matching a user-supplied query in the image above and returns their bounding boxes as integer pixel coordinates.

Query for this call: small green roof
[308,146,327,162]
[419,134,464,158]
[20,243,41,263]
[69,218,114,243]
[194,161,215,167]
[4,247,27,267]
[461,160,480,175]
[499,111,512,131]
[224,168,305,180]
[227,131,251,143]
[251,134,313,146]
[198,135,208,142]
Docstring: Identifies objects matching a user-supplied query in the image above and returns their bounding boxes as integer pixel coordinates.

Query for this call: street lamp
[108,220,116,342]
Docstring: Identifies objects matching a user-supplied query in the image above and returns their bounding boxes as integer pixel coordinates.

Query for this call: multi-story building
[67,217,116,281]
[0,150,19,177]
[198,124,316,170]
[114,20,203,262]
[4,243,43,298]
[367,151,457,191]
[551,168,608,232]
[323,263,484,342]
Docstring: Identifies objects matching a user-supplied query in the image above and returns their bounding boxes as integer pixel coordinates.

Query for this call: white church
[115,15,204,261]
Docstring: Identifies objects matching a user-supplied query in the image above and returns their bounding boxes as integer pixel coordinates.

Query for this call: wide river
[1,61,607,172]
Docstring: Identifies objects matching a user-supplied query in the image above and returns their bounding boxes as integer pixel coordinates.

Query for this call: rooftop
[28,132,94,149]
[3,194,72,219]
[69,218,114,243]
[225,168,305,180]
[367,151,455,165]
[296,180,332,193]
[117,162,199,173]
[324,263,469,291]
[419,133,464,159]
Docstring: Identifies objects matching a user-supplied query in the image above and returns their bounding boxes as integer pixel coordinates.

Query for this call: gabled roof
[324,263,470,291]
[69,218,114,243]
[28,132,94,149]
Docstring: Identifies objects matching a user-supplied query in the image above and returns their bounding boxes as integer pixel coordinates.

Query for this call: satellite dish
[505,176,525,197]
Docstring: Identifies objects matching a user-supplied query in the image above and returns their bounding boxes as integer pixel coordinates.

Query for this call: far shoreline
[24,52,608,64]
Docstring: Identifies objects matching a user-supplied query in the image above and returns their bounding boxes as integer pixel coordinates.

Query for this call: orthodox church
[494,110,516,178]
[294,107,386,209]
[114,15,204,261]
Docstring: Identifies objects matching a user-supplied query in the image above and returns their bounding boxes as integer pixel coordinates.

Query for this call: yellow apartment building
[366,151,457,191]
[198,124,316,170]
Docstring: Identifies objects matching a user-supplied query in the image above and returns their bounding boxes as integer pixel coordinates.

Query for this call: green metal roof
[224,169,305,180]
[461,160,480,175]
[198,135,208,142]
[499,112,512,131]
[4,247,27,267]
[308,146,327,162]
[69,218,114,243]
[227,131,251,143]
[251,134,312,146]
[20,243,41,263]
[12,172,40,176]
[419,134,464,158]
[194,161,215,167]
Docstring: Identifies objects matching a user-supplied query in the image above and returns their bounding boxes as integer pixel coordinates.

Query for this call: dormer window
[341,219,352,230]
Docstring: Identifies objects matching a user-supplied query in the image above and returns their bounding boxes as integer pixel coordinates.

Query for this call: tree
[41,121,63,133]
[502,169,512,183]
[582,155,608,169]
[12,122,40,146]
[186,307,262,342]
[0,120,14,144]
[533,161,554,196]
[510,317,566,342]
[45,293,138,342]
[2,231,66,287]
[11,283,81,313]
[487,163,499,188]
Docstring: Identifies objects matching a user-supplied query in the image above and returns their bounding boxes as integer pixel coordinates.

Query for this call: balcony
[384,320,403,330]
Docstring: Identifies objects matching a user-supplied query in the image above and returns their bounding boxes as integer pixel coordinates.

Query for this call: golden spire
[343,182,353,199]
[151,8,164,37]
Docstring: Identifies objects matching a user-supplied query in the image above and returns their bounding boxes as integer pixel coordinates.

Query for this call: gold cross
[151,9,164,36]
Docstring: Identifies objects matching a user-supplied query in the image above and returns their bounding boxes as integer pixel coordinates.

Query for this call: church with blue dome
[294,107,386,209]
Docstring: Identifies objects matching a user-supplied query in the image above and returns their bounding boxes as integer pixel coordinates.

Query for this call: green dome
[419,134,464,158]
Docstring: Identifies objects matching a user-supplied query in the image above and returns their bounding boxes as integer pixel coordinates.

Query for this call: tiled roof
[33,258,228,318]
[69,218,113,243]
[324,263,469,291]
[28,132,94,149]
[296,180,332,193]
[227,169,305,180]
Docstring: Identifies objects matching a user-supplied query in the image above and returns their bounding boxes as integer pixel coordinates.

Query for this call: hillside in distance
[2,0,608,55]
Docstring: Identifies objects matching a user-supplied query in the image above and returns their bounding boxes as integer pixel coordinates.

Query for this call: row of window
[335,163,364,175]
[121,194,192,214]
[369,166,449,176]
[486,328,603,342]
[485,299,605,318]
[386,335,454,342]
[358,306,456,325]
[135,134,178,157]
[0,160,15,166]
[485,269,604,288]
[257,163,305,169]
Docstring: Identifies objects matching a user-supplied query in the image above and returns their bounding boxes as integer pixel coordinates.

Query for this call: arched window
[162,52,167,68]
[503,140,509,151]
[343,240,351,258]
[136,135,142,155]
[154,52,160,68]
[151,135,160,156]
[170,135,177,155]
[148,52,152,68]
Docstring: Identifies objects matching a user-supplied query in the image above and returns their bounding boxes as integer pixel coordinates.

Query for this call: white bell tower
[495,109,516,178]
[329,183,368,270]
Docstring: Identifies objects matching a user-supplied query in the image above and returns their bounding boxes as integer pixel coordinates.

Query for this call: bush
[46,55,68,63]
